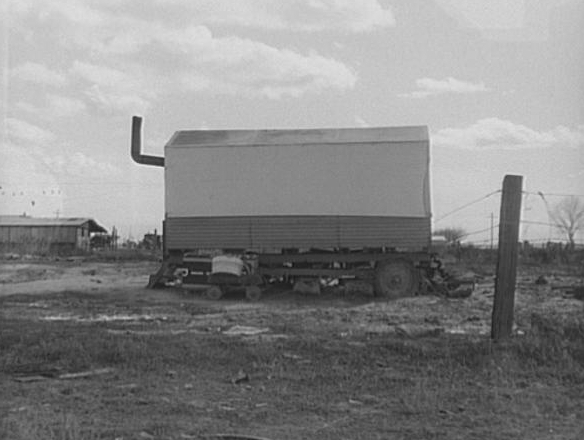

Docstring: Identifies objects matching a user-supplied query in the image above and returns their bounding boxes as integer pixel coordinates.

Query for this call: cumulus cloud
[182,36,357,98]
[434,0,563,42]
[70,26,356,101]
[5,118,56,144]
[153,0,395,32]
[16,95,87,119]
[71,61,157,113]
[46,95,87,118]
[71,61,128,87]
[0,116,117,215]
[3,117,120,183]
[9,1,360,109]
[433,118,584,150]
[399,77,489,99]
[2,119,58,197]
[83,85,152,114]
[44,152,121,178]
[295,0,395,32]
[7,0,105,25]
[108,25,357,98]
[11,0,395,33]
[0,142,63,217]
[10,62,68,87]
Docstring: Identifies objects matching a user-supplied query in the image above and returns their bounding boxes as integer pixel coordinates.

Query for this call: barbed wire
[459,225,499,239]
[523,191,584,198]
[466,238,492,245]
[520,219,561,228]
[435,190,501,223]
[0,181,161,190]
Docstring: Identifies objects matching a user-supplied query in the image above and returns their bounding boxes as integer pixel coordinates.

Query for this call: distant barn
[0,216,107,254]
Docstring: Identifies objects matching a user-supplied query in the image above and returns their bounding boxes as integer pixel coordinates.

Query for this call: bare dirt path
[1,259,581,335]
[0,260,160,297]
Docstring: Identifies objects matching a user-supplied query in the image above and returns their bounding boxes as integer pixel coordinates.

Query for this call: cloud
[435,0,526,30]
[10,1,359,106]
[83,85,152,114]
[190,39,357,98]
[44,152,121,178]
[400,77,489,99]
[434,0,570,41]
[153,0,395,32]
[0,142,63,216]
[295,0,396,32]
[71,61,156,113]
[7,0,105,25]
[3,117,120,184]
[100,24,357,98]
[45,95,87,118]
[1,118,61,215]
[10,0,395,33]
[433,118,584,150]
[5,118,56,144]
[10,62,68,87]
[16,95,87,119]
[70,26,357,101]
[164,27,357,98]
[71,61,127,87]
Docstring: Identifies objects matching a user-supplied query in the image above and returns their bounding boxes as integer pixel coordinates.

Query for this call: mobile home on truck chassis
[131,116,466,300]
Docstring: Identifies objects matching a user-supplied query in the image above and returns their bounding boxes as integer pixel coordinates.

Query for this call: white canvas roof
[166,125,429,148]
[165,126,431,219]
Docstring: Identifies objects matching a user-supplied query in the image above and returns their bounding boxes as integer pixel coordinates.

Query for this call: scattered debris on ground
[1,259,583,440]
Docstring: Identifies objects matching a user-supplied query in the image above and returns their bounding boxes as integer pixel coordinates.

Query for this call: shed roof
[166,125,429,148]
[0,216,107,233]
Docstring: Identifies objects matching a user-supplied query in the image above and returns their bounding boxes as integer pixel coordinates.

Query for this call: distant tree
[433,227,467,244]
[551,196,584,250]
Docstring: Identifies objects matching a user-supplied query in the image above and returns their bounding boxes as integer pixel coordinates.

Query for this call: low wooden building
[0,216,108,254]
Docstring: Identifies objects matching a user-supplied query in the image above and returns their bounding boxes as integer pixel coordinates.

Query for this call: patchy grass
[1,407,100,440]
[86,248,161,262]
[1,308,584,440]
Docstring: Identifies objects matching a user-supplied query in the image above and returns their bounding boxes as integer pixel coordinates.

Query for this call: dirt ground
[1,258,583,440]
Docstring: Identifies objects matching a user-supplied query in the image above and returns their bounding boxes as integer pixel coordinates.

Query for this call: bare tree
[433,227,467,244]
[551,196,584,250]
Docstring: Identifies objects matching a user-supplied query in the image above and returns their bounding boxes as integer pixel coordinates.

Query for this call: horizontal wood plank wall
[166,216,430,251]
[0,226,77,243]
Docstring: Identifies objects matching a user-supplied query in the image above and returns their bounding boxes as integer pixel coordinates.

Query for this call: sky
[1,0,583,245]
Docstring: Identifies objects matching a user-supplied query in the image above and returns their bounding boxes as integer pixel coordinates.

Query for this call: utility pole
[111,226,118,250]
[537,191,553,242]
[491,175,523,341]
[490,212,494,250]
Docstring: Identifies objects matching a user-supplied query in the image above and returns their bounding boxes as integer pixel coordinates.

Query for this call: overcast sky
[1,0,583,244]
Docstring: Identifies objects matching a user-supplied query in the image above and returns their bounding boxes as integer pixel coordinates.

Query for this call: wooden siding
[165,215,431,252]
[0,225,78,244]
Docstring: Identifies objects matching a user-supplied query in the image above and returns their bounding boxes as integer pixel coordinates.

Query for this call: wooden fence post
[491,175,523,341]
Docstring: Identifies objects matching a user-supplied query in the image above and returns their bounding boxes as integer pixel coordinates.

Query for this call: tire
[205,285,224,300]
[245,286,262,301]
[374,259,418,299]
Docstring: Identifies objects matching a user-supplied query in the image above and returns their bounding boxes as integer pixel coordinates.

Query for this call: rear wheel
[374,259,418,298]
[205,285,224,300]
[245,285,262,301]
